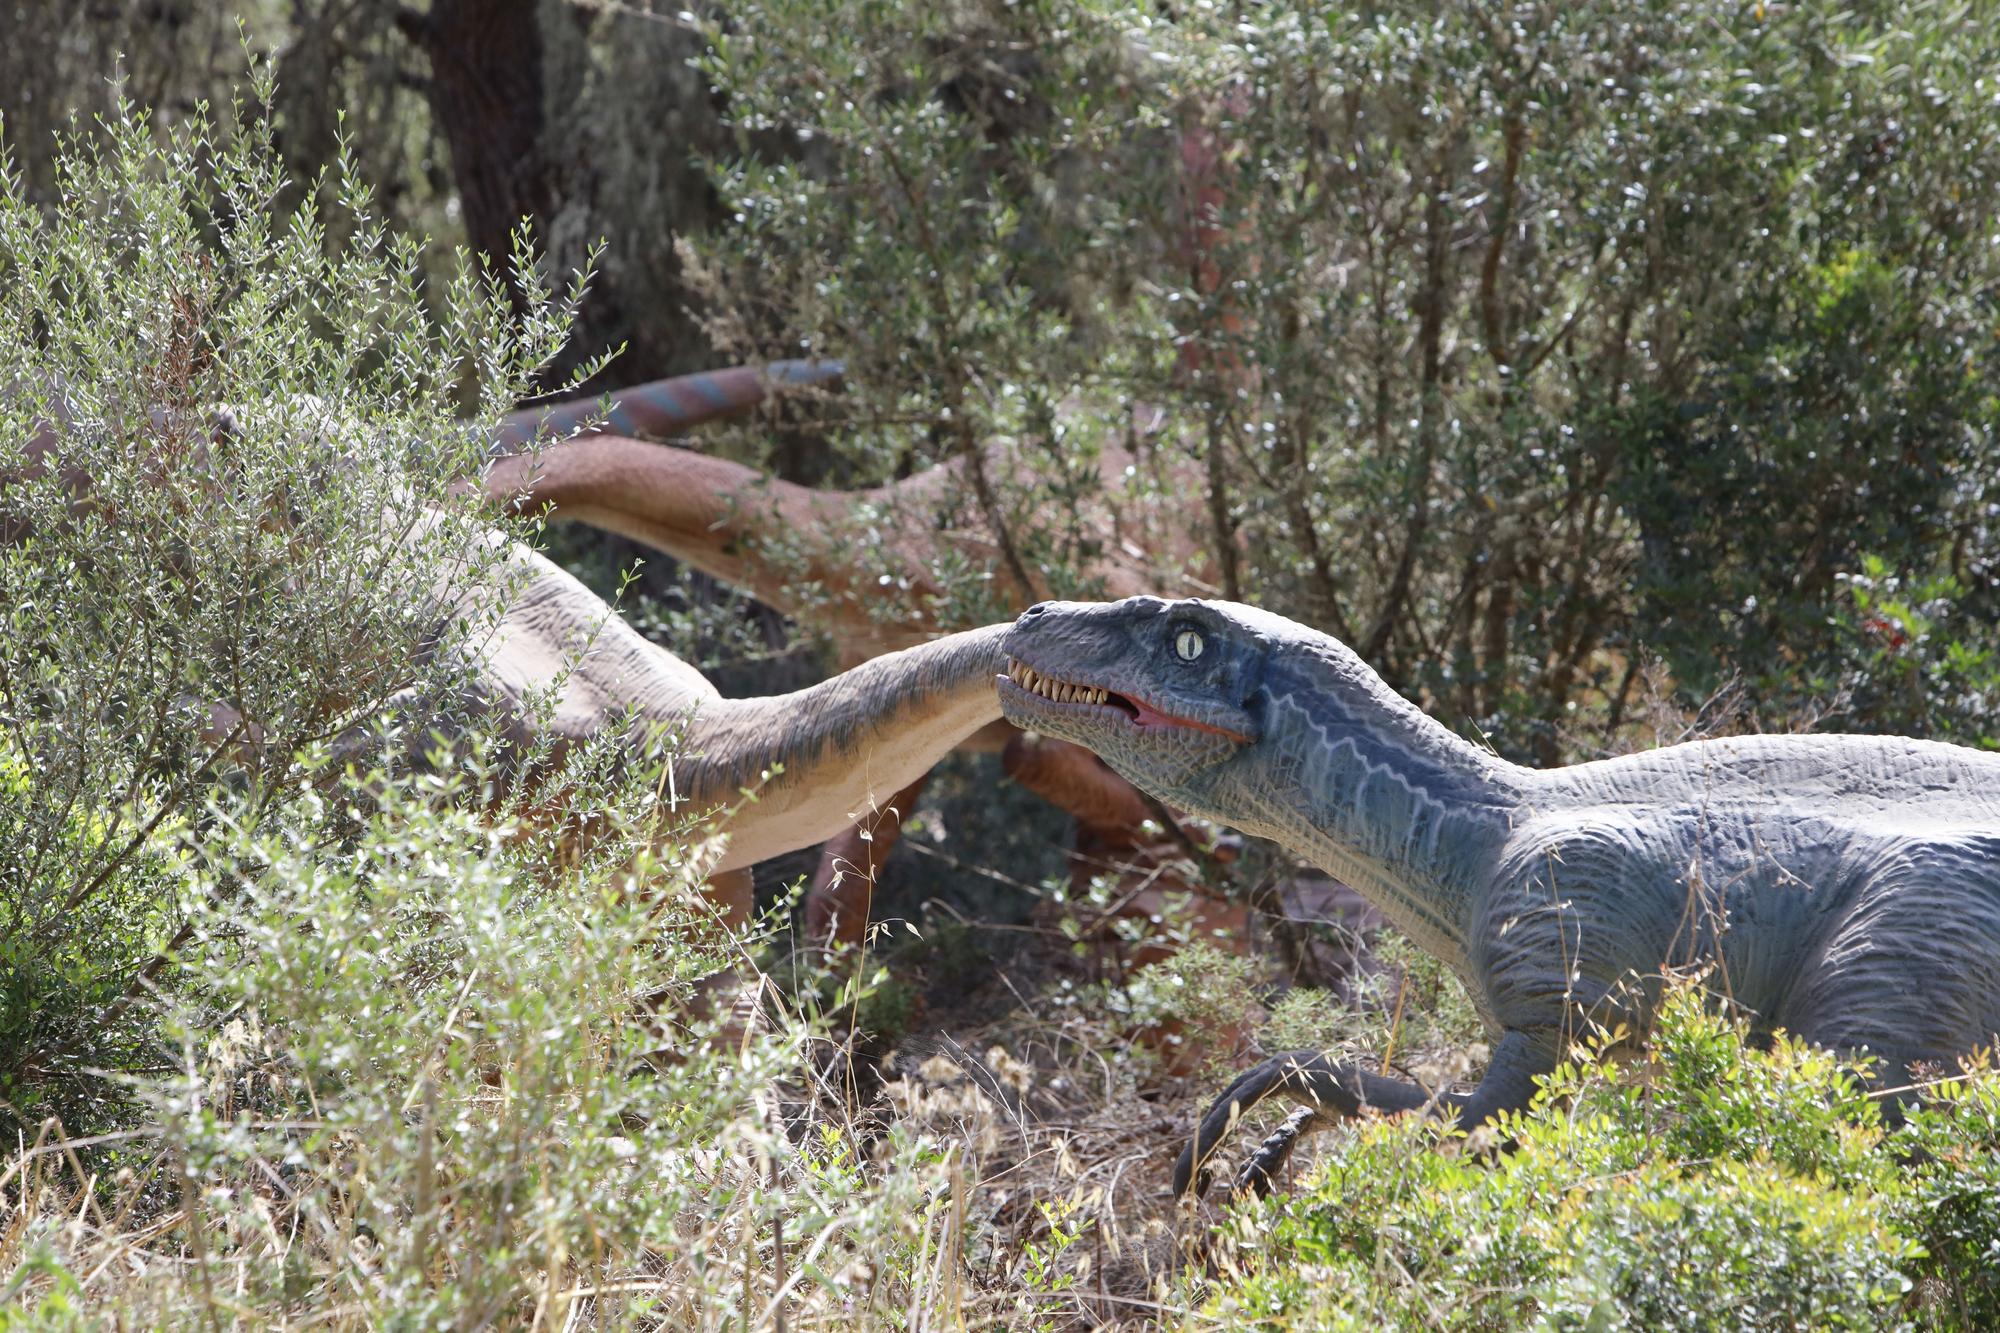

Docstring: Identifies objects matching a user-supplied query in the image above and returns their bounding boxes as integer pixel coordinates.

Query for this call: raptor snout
[1001,598,1136,671]
[996,599,1259,794]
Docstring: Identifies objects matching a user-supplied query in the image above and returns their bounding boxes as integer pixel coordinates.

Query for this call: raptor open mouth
[1002,657,1251,742]
[1004,658,1141,720]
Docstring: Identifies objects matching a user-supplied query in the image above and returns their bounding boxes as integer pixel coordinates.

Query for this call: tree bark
[400,1,555,309]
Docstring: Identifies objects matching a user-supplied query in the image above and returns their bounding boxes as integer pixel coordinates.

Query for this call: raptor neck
[677,623,1010,871]
[1231,641,1525,969]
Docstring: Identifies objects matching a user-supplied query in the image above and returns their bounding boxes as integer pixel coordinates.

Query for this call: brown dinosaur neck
[483,422,1212,665]
[468,540,1007,872]
[12,373,1008,879]
[489,436,830,595]
[486,433,957,660]
[682,624,1010,870]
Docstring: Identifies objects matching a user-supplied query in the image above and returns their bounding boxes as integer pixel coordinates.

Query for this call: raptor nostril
[1024,602,1051,616]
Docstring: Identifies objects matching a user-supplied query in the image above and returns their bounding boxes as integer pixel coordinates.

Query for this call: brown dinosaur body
[485,383,1231,949]
[7,381,1016,935]
[479,100,1261,951]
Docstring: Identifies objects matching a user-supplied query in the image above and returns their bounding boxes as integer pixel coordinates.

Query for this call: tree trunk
[398,0,723,386]
[399,1,555,309]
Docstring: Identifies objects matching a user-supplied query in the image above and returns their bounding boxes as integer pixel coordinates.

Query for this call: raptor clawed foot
[1231,1104,1320,1197]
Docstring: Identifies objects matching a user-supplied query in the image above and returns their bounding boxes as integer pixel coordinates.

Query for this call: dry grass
[0,853,1463,1330]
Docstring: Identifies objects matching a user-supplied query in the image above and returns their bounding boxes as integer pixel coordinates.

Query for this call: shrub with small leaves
[1195,988,2000,1331]
[0,63,598,1128]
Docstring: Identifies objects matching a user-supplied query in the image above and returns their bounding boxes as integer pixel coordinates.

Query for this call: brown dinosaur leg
[804,774,930,949]
[1004,732,1248,961]
[704,866,756,932]
[1003,732,1154,832]
[635,871,764,1062]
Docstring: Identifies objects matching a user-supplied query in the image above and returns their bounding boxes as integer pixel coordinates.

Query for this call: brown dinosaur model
[484,370,1225,948]
[485,385,1194,658]
[483,98,1263,949]
[8,381,1015,933]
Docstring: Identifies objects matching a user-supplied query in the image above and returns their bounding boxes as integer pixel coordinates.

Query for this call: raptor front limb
[1170,1050,1431,1199]
[1171,1031,1552,1199]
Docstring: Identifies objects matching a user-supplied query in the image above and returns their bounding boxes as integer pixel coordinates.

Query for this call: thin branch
[1477,109,1525,368]
[56,717,249,921]
[1362,140,1457,666]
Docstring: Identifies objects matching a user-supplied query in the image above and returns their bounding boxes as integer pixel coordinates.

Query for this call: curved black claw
[1233,1105,1320,1197]
[1171,1050,1345,1199]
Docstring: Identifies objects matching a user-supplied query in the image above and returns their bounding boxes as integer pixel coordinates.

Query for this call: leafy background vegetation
[1,1,1996,1327]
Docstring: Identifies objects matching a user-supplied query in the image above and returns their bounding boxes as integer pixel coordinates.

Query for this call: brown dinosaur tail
[489,359,843,454]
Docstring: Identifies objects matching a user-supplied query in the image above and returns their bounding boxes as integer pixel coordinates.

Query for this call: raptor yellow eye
[1175,628,1205,662]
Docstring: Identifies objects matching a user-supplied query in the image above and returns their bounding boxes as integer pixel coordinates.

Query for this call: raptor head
[997,597,1271,809]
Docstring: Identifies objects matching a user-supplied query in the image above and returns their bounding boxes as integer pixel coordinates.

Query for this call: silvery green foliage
[0,743,958,1326]
[0,65,599,1121]
[138,758,770,1325]
[1197,989,1993,1329]
[0,75,971,1324]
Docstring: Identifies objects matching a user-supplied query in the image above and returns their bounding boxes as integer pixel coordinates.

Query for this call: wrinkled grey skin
[997,596,2000,1199]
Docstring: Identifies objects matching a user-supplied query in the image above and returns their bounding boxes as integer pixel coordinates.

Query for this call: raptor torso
[1476,734,2000,1048]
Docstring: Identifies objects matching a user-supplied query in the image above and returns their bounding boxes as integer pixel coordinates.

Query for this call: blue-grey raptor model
[995,596,2000,1198]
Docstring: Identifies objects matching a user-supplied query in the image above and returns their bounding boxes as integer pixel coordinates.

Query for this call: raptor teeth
[1006,658,1113,708]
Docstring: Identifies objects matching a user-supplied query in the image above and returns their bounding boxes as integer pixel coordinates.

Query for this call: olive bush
[0,66,589,1125]
[689,0,2000,757]
[1196,988,2000,1330]
[0,68,978,1329]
